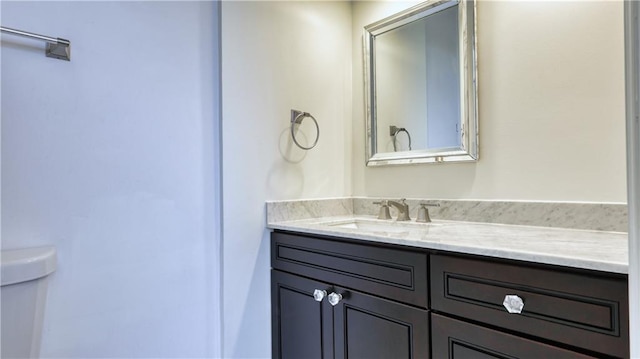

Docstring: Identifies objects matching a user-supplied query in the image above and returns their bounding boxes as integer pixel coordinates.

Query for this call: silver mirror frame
[363,0,478,166]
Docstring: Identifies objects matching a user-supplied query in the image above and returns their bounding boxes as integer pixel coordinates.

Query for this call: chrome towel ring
[291,109,319,150]
[390,125,412,151]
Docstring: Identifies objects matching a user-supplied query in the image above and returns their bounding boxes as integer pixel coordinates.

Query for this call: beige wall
[221,2,626,355]
[352,0,627,202]
[222,1,352,357]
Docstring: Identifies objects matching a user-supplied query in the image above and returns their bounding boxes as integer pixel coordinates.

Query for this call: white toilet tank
[1,246,57,359]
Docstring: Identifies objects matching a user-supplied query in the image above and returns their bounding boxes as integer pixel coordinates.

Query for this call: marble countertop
[267,215,629,274]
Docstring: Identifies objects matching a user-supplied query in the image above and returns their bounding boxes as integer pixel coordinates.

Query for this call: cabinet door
[272,270,333,359]
[333,287,430,359]
[431,313,599,359]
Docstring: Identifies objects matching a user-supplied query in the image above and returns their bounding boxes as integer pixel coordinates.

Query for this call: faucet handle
[373,201,391,220]
[419,202,440,207]
[416,202,440,223]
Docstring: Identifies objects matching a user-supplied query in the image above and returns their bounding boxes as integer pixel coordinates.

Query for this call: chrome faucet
[387,199,411,221]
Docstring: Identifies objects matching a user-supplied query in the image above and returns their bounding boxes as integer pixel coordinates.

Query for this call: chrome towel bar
[1,26,70,61]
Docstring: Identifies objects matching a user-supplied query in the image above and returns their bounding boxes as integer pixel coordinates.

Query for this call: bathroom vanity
[269,215,629,359]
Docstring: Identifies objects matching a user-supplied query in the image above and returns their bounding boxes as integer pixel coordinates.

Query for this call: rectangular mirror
[364,0,478,166]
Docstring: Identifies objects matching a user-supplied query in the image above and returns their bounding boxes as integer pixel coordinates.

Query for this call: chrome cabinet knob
[503,294,525,314]
[328,292,343,306]
[313,289,327,302]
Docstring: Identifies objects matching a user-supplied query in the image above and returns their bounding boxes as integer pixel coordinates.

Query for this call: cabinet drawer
[431,254,629,358]
[432,313,598,359]
[272,231,428,307]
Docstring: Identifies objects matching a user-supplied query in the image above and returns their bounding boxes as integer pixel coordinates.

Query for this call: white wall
[424,6,460,149]
[375,5,459,152]
[376,18,428,152]
[1,1,220,357]
[221,1,352,357]
[353,0,627,203]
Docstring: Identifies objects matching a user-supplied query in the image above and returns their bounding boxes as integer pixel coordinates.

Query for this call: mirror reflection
[364,0,478,166]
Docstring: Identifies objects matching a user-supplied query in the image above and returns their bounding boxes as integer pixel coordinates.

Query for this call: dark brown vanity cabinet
[271,230,629,359]
[271,231,430,359]
[431,314,599,359]
[430,254,630,359]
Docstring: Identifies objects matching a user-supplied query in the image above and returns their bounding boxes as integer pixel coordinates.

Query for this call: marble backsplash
[267,197,627,232]
[266,198,353,223]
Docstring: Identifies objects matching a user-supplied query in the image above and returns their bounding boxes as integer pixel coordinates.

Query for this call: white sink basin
[319,218,440,234]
